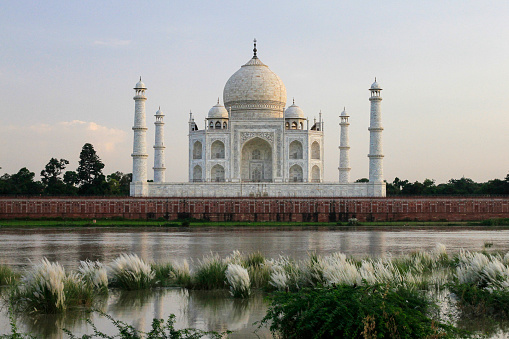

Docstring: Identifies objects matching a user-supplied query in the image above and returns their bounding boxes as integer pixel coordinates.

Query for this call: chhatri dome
[223,39,286,116]
[284,99,305,119]
[208,99,229,119]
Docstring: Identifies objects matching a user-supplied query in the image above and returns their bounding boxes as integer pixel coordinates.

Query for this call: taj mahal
[130,41,386,197]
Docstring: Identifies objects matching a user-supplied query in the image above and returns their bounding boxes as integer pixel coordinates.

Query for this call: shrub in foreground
[260,285,465,339]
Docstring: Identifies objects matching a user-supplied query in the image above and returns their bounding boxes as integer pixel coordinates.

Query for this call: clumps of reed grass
[225,264,251,298]
[268,256,301,292]
[455,251,509,292]
[77,260,108,293]
[11,258,67,313]
[152,262,173,287]
[168,260,192,287]
[107,254,155,290]
[451,250,509,316]
[192,253,228,290]
[64,272,96,307]
[0,264,19,286]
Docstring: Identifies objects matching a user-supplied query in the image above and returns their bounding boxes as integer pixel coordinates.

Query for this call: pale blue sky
[1,1,508,183]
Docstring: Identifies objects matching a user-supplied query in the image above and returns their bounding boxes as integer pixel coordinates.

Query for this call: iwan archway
[241,137,272,182]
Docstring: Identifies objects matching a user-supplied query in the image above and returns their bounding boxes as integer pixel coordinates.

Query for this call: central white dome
[223,56,287,116]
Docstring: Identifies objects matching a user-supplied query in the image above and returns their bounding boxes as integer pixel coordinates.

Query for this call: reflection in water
[2,227,509,270]
[0,288,269,339]
[2,227,509,338]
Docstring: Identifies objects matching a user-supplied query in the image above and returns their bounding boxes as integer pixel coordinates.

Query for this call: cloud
[93,39,131,47]
[0,121,130,177]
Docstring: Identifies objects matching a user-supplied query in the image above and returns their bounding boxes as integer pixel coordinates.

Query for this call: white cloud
[0,121,130,177]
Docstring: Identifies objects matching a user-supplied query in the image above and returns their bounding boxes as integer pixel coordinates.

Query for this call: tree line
[355,175,509,196]
[1,143,508,196]
[0,143,131,196]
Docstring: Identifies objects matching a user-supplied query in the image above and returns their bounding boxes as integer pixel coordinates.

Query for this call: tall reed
[225,264,251,298]
[77,260,108,293]
[192,253,227,290]
[107,254,155,290]
[0,265,19,286]
[11,258,66,313]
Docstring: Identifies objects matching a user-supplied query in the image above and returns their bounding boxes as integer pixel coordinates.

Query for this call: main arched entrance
[241,137,272,182]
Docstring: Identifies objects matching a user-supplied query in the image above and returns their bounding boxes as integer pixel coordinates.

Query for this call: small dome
[285,102,305,119]
[135,77,146,89]
[155,107,164,116]
[370,79,381,90]
[208,102,229,119]
[340,107,348,116]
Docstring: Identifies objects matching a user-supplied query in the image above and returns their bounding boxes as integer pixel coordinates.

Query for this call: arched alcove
[211,140,225,159]
[311,165,320,182]
[311,141,320,160]
[193,141,202,159]
[289,140,303,159]
[193,165,202,182]
[211,164,225,182]
[241,137,272,182]
[289,164,303,182]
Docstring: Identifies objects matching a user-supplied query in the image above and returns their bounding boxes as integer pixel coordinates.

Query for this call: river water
[1,226,509,338]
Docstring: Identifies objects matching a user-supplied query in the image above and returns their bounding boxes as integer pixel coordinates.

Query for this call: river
[1,226,509,338]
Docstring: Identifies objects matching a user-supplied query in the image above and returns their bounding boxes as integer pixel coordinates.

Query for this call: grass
[192,253,228,290]
[5,246,509,324]
[0,265,19,286]
[107,254,156,290]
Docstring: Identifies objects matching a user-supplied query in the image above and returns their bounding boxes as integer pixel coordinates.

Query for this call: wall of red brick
[1,197,508,222]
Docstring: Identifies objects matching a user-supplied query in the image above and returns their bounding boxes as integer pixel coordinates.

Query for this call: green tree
[107,171,132,196]
[40,158,69,195]
[76,143,107,195]
[0,168,43,195]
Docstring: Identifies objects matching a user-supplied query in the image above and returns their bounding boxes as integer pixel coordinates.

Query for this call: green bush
[451,283,509,317]
[260,285,465,339]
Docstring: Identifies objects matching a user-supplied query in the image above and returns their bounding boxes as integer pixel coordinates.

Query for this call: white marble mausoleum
[130,41,386,197]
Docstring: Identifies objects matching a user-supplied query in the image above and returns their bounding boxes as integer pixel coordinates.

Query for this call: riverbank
[0,218,508,227]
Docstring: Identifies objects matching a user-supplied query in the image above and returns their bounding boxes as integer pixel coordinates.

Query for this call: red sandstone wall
[0,197,508,222]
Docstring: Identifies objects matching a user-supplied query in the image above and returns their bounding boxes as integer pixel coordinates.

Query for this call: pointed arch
[211,164,225,182]
[241,137,272,182]
[193,165,202,182]
[289,140,303,159]
[311,141,320,160]
[289,164,303,182]
[211,140,225,159]
[311,165,321,182]
[193,141,202,159]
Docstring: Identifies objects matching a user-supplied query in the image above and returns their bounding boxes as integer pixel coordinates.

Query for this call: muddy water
[1,226,509,338]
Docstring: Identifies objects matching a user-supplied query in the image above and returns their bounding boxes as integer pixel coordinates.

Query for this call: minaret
[131,77,148,196]
[368,78,384,183]
[338,107,351,183]
[153,107,166,183]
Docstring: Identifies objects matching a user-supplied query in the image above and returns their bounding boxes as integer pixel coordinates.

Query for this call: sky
[1,0,508,184]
